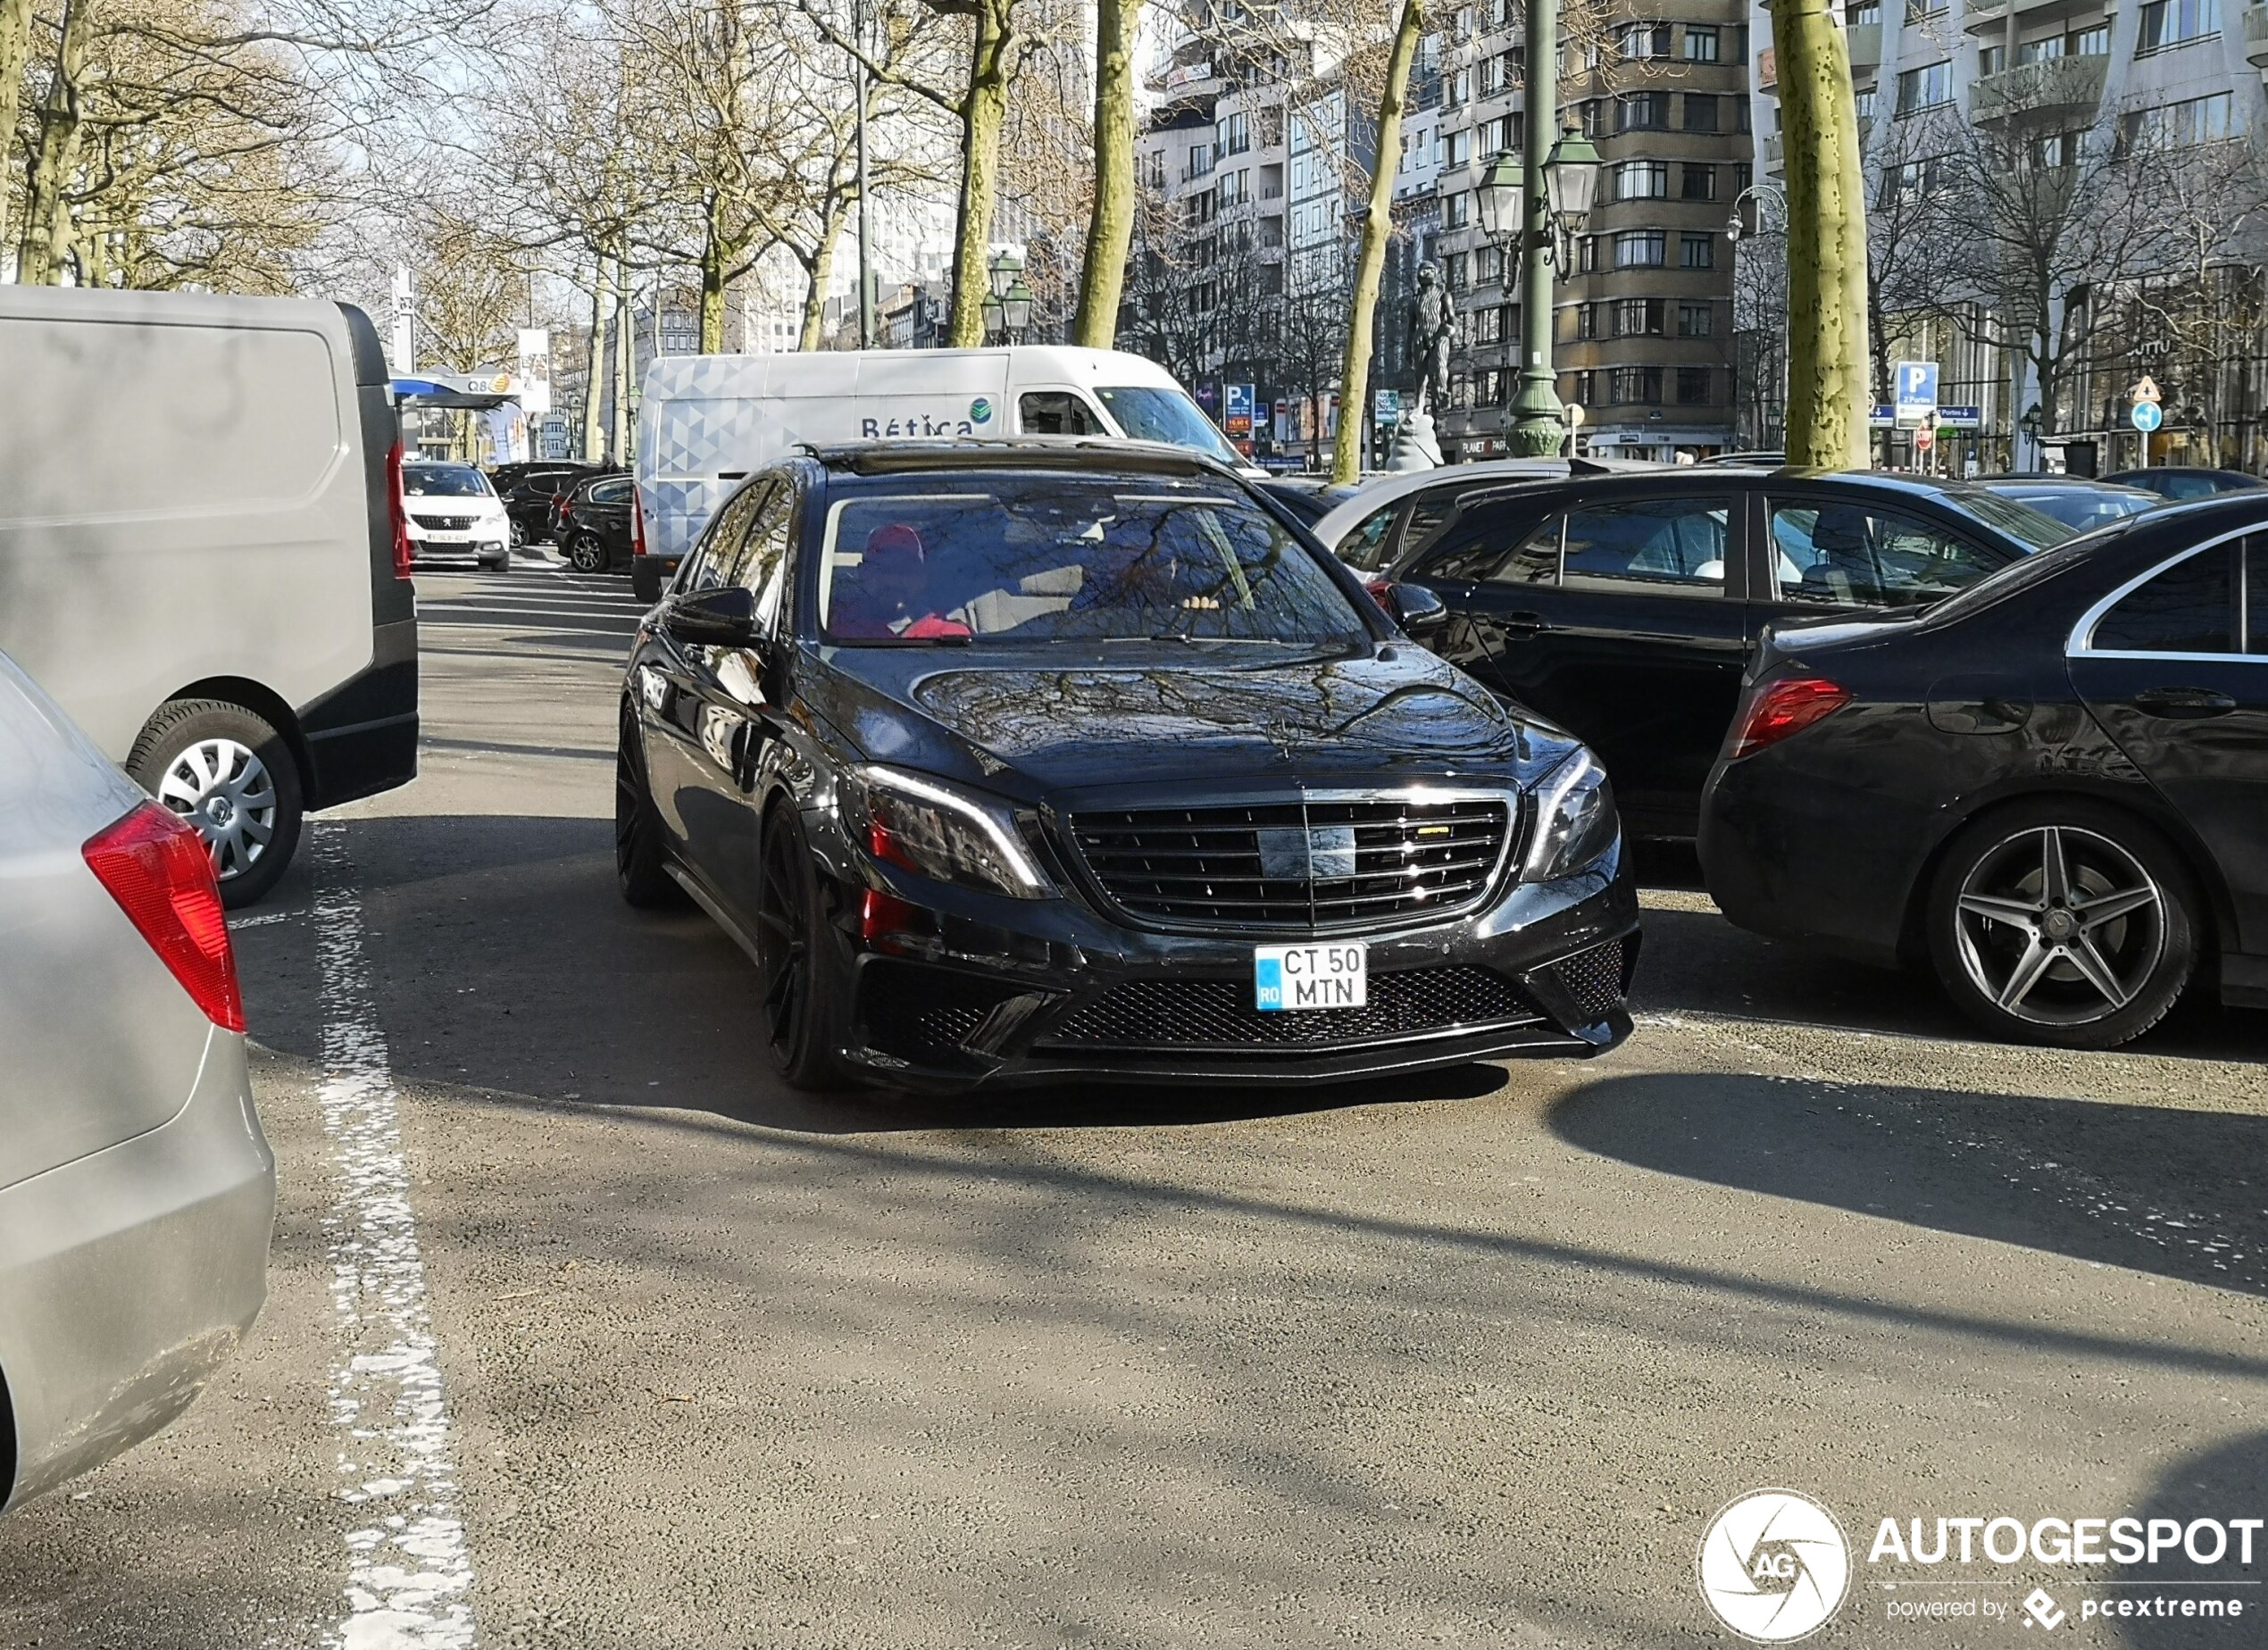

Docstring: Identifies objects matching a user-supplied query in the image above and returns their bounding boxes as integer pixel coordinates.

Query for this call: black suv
[489,462,617,547]
[557,473,638,572]
[614,440,1640,1093]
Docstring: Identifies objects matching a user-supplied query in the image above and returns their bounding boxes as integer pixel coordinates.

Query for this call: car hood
[810,643,1577,800]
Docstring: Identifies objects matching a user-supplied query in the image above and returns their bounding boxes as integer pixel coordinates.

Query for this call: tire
[754,805,852,1091]
[615,708,685,910]
[1925,797,2197,1050]
[509,519,528,549]
[127,699,304,909]
[631,557,664,604]
[569,534,609,575]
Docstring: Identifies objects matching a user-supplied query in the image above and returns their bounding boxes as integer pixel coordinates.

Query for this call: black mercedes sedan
[1700,492,2268,1048]
[614,440,1639,1092]
[1322,468,2070,840]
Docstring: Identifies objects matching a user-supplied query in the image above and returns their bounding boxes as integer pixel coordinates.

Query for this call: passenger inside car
[827,524,972,639]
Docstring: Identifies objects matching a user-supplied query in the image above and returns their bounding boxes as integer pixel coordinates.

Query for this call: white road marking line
[311,823,479,1650]
[228,908,304,929]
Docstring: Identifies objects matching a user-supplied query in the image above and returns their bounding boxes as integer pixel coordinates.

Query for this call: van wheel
[569,534,608,574]
[128,700,304,908]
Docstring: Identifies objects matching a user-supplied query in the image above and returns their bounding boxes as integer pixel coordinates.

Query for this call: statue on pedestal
[1387,261,1457,471]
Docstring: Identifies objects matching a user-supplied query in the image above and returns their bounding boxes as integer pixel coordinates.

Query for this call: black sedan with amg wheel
[614,440,1639,1093]
[1700,492,2268,1048]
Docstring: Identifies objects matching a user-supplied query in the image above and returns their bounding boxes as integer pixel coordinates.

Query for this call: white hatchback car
[0,650,274,1512]
[403,461,513,571]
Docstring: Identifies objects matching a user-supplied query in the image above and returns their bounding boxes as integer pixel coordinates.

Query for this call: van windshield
[1096,386,1245,466]
[404,465,492,498]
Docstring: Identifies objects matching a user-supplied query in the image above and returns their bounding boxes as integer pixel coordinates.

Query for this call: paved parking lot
[4,557,2265,1648]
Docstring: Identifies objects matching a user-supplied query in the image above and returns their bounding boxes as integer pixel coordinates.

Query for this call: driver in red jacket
[828,523,971,640]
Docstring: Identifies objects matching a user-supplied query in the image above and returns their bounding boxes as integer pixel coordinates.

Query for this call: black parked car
[1974,474,2161,533]
[490,462,613,546]
[1701,493,2268,1048]
[615,441,1639,1092]
[2102,466,2264,502]
[1332,469,2071,840]
[558,473,638,572]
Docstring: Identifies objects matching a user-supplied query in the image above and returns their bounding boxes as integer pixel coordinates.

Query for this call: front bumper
[408,534,508,568]
[821,846,1640,1092]
[0,1029,274,1509]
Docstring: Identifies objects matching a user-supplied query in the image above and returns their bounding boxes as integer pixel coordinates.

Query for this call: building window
[1613,297,1663,336]
[1614,229,1667,267]
[2016,35,2065,63]
[1681,163,1716,201]
[2031,130,2077,168]
[1447,67,1472,105]
[1576,304,1599,339]
[1580,99,1605,137]
[1579,236,1597,272]
[2138,0,2219,52]
[1894,60,1952,115]
[1444,128,1471,168]
[1735,162,1753,191]
[1476,245,1505,285]
[1676,367,1713,404]
[1620,21,1672,58]
[1680,232,1715,270]
[1979,43,2005,75]
[1444,192,1471,229]
[1216,170,1247,208]
[1217,111,1250,156]
[2122,90,2232,147]
[1854,86,1877,119]
[1572,370,1597,406]
[1616,91,1672,131]
[1480,54,1503,95]
[1684,23,1720,61]
[1610,366,1664,404]
[1473,304,1505,344]
[2070,23,2111,53]
[1188,143,1213,178]
[1846,0,1880,21]
[1880,154,1949,204]
[1683,94,1720,133]
[1677,301,1712,338]
[1444,251,1470,290]
[1616,160,1670,200]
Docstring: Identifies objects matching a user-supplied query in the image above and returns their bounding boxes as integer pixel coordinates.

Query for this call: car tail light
[1363,577,1394,612]
[631,488,648,557]
[385,439,413,580]
[1730,675,1851,759]
[81,802,246,1033]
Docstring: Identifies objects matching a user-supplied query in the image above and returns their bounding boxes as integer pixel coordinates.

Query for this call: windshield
[1940,488,2072,551]
[818,477,1370,646]
[1981,484,2155,534]
[1095,386,1246,465]
[404,466,492,498]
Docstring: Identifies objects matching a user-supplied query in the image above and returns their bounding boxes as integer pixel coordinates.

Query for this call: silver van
[0,288,417,904]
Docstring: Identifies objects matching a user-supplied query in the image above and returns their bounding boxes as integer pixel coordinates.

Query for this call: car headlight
[848,765,1052,899]
[1521,749,1618,881]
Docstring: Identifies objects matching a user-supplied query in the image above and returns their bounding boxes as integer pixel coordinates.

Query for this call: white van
[0,288,416,904]
[631,346,1247,600]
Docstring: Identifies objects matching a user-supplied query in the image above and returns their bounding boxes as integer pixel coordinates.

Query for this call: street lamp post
[1500,63,1601,457]
[983,248,1029,343]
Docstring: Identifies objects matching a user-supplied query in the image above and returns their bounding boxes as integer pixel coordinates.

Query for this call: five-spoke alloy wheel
[1928,800,2196,1048]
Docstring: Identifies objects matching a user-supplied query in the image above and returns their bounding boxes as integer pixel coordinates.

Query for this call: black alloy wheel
[614,708,684,909]
[754,805,851,1090]
[1926,798,2197,1050]
[569,533,609,573]
[510,518,528,548]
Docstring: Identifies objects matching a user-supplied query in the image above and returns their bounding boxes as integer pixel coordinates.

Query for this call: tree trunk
[0,0,37,260]
[582,257,609,461]
[945,0,1015,348]
[797,195,851,350]
[1071,0,1140,347]
[611,254,633,464]
[1766,0,1868,468]
[699,201,730,354]
[19,0,92,287]
[1330,0,1422,484]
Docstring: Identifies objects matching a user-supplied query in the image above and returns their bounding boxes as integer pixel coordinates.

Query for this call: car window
[2091,544,2237,654]
[739,482,795,631]
[1559,498,1730,595]
[588,478,632,504]
[1768,501,1997,607]
[680,482,768,594]
[1337,505,1399,572]
[403,466,488,498]
[1403,496,1460,562]
[2164,474,2219,501]
[816,477,1368,645]
[1018,391,1105,437]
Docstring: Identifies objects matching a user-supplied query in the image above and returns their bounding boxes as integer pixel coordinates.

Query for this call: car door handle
[2131,687,2238,718]
[1495,611,1552,638]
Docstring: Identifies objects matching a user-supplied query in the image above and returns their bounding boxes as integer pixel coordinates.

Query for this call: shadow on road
[1549,1071,2268,1298]
[239,812,1505,1138]
[2115,1430,2268,1647]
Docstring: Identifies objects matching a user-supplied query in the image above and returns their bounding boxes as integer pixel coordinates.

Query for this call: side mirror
[663,584,757,647]
[1383,581,1449,642]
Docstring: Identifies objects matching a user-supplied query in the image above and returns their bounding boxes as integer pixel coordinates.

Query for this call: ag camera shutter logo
[1697,1489,1852,1642]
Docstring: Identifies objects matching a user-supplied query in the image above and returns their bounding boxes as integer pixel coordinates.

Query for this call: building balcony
[1964,0,2100,33]
[2246,2,2268,70]
[1972,52,2109,122]
[1847,21,1881,71]
[1761,132,1784,171]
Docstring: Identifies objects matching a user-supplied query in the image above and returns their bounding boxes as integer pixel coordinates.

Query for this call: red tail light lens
[1730,675,1851,759]
[1363,577,1393,612]
[385,438,413,580]
[631,488,648,557]
[82,802,246,1032]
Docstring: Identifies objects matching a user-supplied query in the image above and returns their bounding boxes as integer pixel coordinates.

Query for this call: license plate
[1255,941,1368,1012]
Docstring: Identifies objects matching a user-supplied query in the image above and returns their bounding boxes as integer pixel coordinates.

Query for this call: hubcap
[155,737,277,882]
[1953,825,2164,1026]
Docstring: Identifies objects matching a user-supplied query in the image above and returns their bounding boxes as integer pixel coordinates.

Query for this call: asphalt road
[4,555,2266,1649]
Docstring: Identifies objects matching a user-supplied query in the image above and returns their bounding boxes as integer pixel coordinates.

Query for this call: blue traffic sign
[2130,401,2164,433]
[1894,361,1939,421]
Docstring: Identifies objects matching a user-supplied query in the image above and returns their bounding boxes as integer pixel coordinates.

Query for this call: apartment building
[1431,0,1753,459]
[1746,0,2268,470]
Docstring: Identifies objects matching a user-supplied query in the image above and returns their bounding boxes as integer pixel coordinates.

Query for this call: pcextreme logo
[1697,1489,1854,1643]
